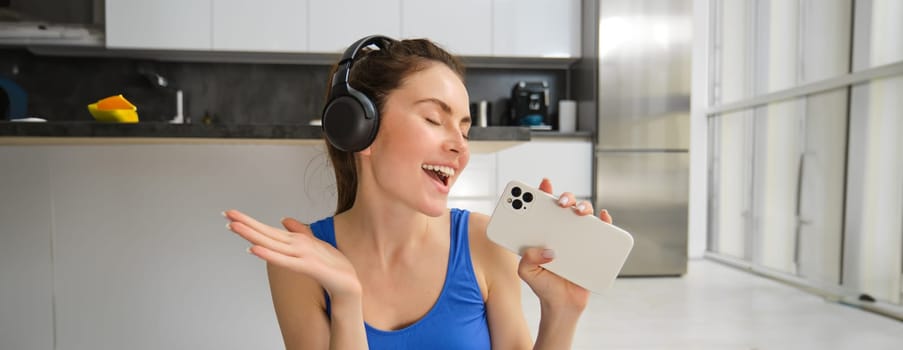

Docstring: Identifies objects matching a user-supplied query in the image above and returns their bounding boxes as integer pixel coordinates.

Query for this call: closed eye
[426,118,441,126]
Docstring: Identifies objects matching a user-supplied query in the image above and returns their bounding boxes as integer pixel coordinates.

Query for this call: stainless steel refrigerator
[575,0,691,276]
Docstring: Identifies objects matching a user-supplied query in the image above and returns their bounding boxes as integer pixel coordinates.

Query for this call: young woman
[224,36,612,349]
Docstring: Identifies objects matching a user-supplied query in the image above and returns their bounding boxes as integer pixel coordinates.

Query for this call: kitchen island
[0,121,532,349]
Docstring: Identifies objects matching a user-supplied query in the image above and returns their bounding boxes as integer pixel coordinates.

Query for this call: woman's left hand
[517,178,613,314]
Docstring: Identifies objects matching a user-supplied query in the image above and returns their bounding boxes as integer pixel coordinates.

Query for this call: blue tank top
[309,208,491,350]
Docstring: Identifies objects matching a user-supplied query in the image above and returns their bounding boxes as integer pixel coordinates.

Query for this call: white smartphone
[486,180,634,293]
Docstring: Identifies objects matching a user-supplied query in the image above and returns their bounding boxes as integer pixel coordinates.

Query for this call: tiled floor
[521,259,903,350]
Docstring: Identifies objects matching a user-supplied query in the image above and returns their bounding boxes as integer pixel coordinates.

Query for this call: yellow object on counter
[88,94,139,123]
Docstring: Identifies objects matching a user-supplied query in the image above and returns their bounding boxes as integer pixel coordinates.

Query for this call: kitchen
[2,0,903,349]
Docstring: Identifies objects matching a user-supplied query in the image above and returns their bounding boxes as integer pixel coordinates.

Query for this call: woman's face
[361,62,471,217]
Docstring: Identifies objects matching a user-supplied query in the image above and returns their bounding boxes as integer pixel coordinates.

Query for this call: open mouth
[422,164,454,186]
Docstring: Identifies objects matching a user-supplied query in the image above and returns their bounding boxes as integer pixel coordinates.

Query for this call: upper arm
[469,212,533,350]
[267,262,331,350]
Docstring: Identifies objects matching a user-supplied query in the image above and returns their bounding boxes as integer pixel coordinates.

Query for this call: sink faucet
[139,71,187,124]
[171,89,184,124]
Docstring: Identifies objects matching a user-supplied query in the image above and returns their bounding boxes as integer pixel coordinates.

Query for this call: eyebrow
[414,98,453,114]
[415,98,472,125]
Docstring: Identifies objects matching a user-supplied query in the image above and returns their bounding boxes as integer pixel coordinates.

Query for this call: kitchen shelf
[530,130,593,139]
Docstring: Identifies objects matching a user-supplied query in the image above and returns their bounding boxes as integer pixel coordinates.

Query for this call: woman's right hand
[224,209,362,300]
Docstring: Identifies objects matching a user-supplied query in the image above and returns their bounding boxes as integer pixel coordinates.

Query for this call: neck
[335,155,451,265]
[338,189,442,264]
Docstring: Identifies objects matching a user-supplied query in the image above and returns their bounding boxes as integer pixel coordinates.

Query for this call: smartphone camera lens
[522,192,533,203]
[512,199,523,209]
[511,186,522,197]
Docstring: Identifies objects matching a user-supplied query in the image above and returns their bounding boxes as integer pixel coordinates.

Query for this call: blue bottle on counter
[0,76,28,120]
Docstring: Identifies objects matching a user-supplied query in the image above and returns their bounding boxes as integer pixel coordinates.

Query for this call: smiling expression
[358,62,472,217]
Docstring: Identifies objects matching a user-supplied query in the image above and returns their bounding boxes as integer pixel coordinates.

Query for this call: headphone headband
[330,35,393,97]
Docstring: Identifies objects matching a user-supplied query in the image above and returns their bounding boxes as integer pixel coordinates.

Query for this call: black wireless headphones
[321,35,394,152]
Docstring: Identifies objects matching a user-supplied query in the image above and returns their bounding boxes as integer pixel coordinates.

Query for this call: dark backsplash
[0,48,567,126]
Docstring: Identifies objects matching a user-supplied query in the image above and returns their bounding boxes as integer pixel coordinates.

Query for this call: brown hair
[324,38,465,214]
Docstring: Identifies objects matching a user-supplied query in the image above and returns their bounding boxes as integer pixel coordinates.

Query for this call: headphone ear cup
[322,95,379,152]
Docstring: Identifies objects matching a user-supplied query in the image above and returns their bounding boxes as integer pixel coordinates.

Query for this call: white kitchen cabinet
[401,0,492,56]
[0,147,54,350]
[106,0,580,58]
[308,0,402,53]
[496,139,593,199]
[106,0,212,50]
[448,141,594,217]
[448,153,499,215]
[493,0,581,58]
[213,0,308,52]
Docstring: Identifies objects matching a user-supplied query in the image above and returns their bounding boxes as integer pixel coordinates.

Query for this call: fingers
[574,200,594,216]
[539,178,553,194]
[538,180,593,217]
[521,247,555,264]
[281,216,313,235]
[224,209,291,243]
[557,192,576,207]
[599,209,612,224]
[555,192,593,216]
[248,244,299,267]
[517,247,555,278]
[229,221,295,256]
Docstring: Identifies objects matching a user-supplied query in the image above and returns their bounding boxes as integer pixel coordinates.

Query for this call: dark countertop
[0,122,531,152]
[0,122,324,139]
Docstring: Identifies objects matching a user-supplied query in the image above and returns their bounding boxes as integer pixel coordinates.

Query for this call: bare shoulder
[468,211,514,257]
[467,211,490,242]
[467,211,519,296]
[466,212,533,347]
[467,211,498,258]
[267,263,330,350]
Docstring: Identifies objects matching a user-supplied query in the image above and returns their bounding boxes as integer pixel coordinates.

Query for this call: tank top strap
[443,208,484,311]
[447,208,471,274]
[309,217,337,247]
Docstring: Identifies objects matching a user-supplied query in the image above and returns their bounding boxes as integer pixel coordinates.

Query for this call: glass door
[750,100,804,275]
[749,91,847,284]
[708,111,755,260]
[796,89,847,286]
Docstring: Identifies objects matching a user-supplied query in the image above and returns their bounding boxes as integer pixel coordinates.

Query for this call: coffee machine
[509,81,550,129]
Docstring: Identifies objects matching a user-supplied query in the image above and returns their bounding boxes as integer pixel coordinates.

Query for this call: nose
[444,127,469,154]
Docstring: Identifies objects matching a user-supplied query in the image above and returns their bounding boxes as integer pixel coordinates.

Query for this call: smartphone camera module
[508,185,530,211]
[512,199,523,209]
[511,186,522,197]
